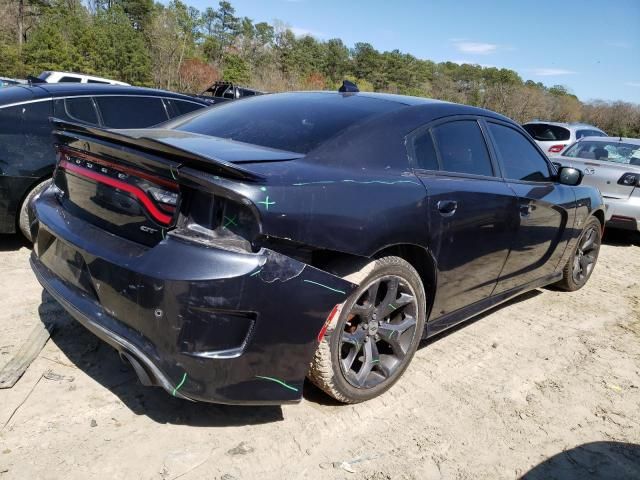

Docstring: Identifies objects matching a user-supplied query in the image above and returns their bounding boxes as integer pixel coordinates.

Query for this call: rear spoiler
[51,118,265,182]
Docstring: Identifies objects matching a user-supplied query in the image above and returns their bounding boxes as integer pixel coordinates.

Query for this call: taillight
[169,189,259,252]
[548,144,566,153]
[618,173,640,187]
[57,146,179,226]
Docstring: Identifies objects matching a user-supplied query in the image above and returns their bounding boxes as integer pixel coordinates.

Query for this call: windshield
[168,93,403,154]
[563,140,640,165]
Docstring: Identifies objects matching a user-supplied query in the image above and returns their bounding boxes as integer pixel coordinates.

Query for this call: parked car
[0,83,209,239]
[30,71,130,85]
[554,136,640,232]
[0,77,27,89]
[193,81,263,105]
[523,121,607,156]
[30,90,605,405]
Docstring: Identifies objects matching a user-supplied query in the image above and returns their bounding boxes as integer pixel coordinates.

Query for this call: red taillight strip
[59,159,173,225]
[58,146,178,190]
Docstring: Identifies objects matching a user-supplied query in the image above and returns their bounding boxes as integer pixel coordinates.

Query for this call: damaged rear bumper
[30,189,355,404]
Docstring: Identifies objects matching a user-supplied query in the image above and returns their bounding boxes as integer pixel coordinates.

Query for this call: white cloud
[625,82,640,88]
[290,26,325,38]
[453,41,499,55]
[529,68,577,76]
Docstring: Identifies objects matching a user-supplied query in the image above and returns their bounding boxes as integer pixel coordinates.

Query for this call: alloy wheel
[572,225,600,285]
[339,275,418,389]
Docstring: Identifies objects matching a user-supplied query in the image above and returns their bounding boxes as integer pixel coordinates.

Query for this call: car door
[94,96,170,128]
[409,117,519,319]
[485,120,576,294]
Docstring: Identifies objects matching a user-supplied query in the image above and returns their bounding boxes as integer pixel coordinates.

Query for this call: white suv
[522,121,607,156]
[35,71,129,86]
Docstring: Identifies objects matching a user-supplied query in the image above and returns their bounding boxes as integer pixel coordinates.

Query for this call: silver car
[555,136,640,232]
[523,121,607,156]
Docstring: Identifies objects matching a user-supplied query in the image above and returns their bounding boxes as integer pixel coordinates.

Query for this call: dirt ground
[0,231,639,480]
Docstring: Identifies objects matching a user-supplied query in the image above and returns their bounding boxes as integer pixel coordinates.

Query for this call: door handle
[437,200,458,217]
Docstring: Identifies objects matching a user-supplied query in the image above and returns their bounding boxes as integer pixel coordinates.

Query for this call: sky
[188,0,640,103]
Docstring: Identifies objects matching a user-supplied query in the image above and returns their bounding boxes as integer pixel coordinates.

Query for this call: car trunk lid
[51,120,296,247]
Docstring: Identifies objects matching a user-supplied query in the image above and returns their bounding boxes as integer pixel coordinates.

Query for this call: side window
[64,97,99,125]
[411,129,438,170]
[488,123,552,182]
[432,120,493,176]
[59,76,82,83]
[95,96,168,128]
[165,99,205,118]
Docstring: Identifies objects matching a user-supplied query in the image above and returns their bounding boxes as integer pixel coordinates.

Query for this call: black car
[0,83,209,239]
[193,81,263,105]
[30,90,605,405]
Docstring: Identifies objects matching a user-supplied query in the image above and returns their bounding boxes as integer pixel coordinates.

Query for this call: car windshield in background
[169,93,403,154]
[563,140,640,165]
[523,124,570,141]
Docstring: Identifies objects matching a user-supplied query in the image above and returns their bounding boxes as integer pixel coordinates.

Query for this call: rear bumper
[603,196,640,232]
[31,189,355,404]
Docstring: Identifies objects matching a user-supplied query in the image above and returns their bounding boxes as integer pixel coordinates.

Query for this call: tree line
[1,0,639,136]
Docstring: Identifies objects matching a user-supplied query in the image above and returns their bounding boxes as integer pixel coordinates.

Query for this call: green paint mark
[303,279,346,295]
[223,215,237,228]
[371,359,380,364]
[258,196,275,210]
[260,186,267,192]
[172,373,187,396]
[255,375,299,392]
[169,166,177,180]
[388,303,396,310]
[250,268,262,277]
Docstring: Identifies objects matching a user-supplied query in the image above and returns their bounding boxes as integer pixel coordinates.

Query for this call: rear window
[523,123,570,141]
[169,93,403,154]
[576,129,606,139]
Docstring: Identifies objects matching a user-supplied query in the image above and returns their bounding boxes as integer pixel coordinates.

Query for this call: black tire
[555,216,602,292]
[308,256,427,403]
[18,179,50,242]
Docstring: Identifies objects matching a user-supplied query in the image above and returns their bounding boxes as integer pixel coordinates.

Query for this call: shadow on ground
[0,234,29,252]
[39,290,284,427]
[603,229,640,247]
[522,442,640,479]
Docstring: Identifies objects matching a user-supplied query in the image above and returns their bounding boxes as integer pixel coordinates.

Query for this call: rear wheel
[18,179,50,242]
[308,256,426,403]
[556,216,602,291]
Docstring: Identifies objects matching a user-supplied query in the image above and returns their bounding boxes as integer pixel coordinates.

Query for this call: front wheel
[555,216,602,291]
[308,256,427,403]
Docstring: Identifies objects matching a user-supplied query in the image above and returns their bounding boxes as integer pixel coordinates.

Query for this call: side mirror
[558,166,582,186]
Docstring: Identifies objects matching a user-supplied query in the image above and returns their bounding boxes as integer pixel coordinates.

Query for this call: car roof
[578,136,640,145]
[0,83,208,107]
